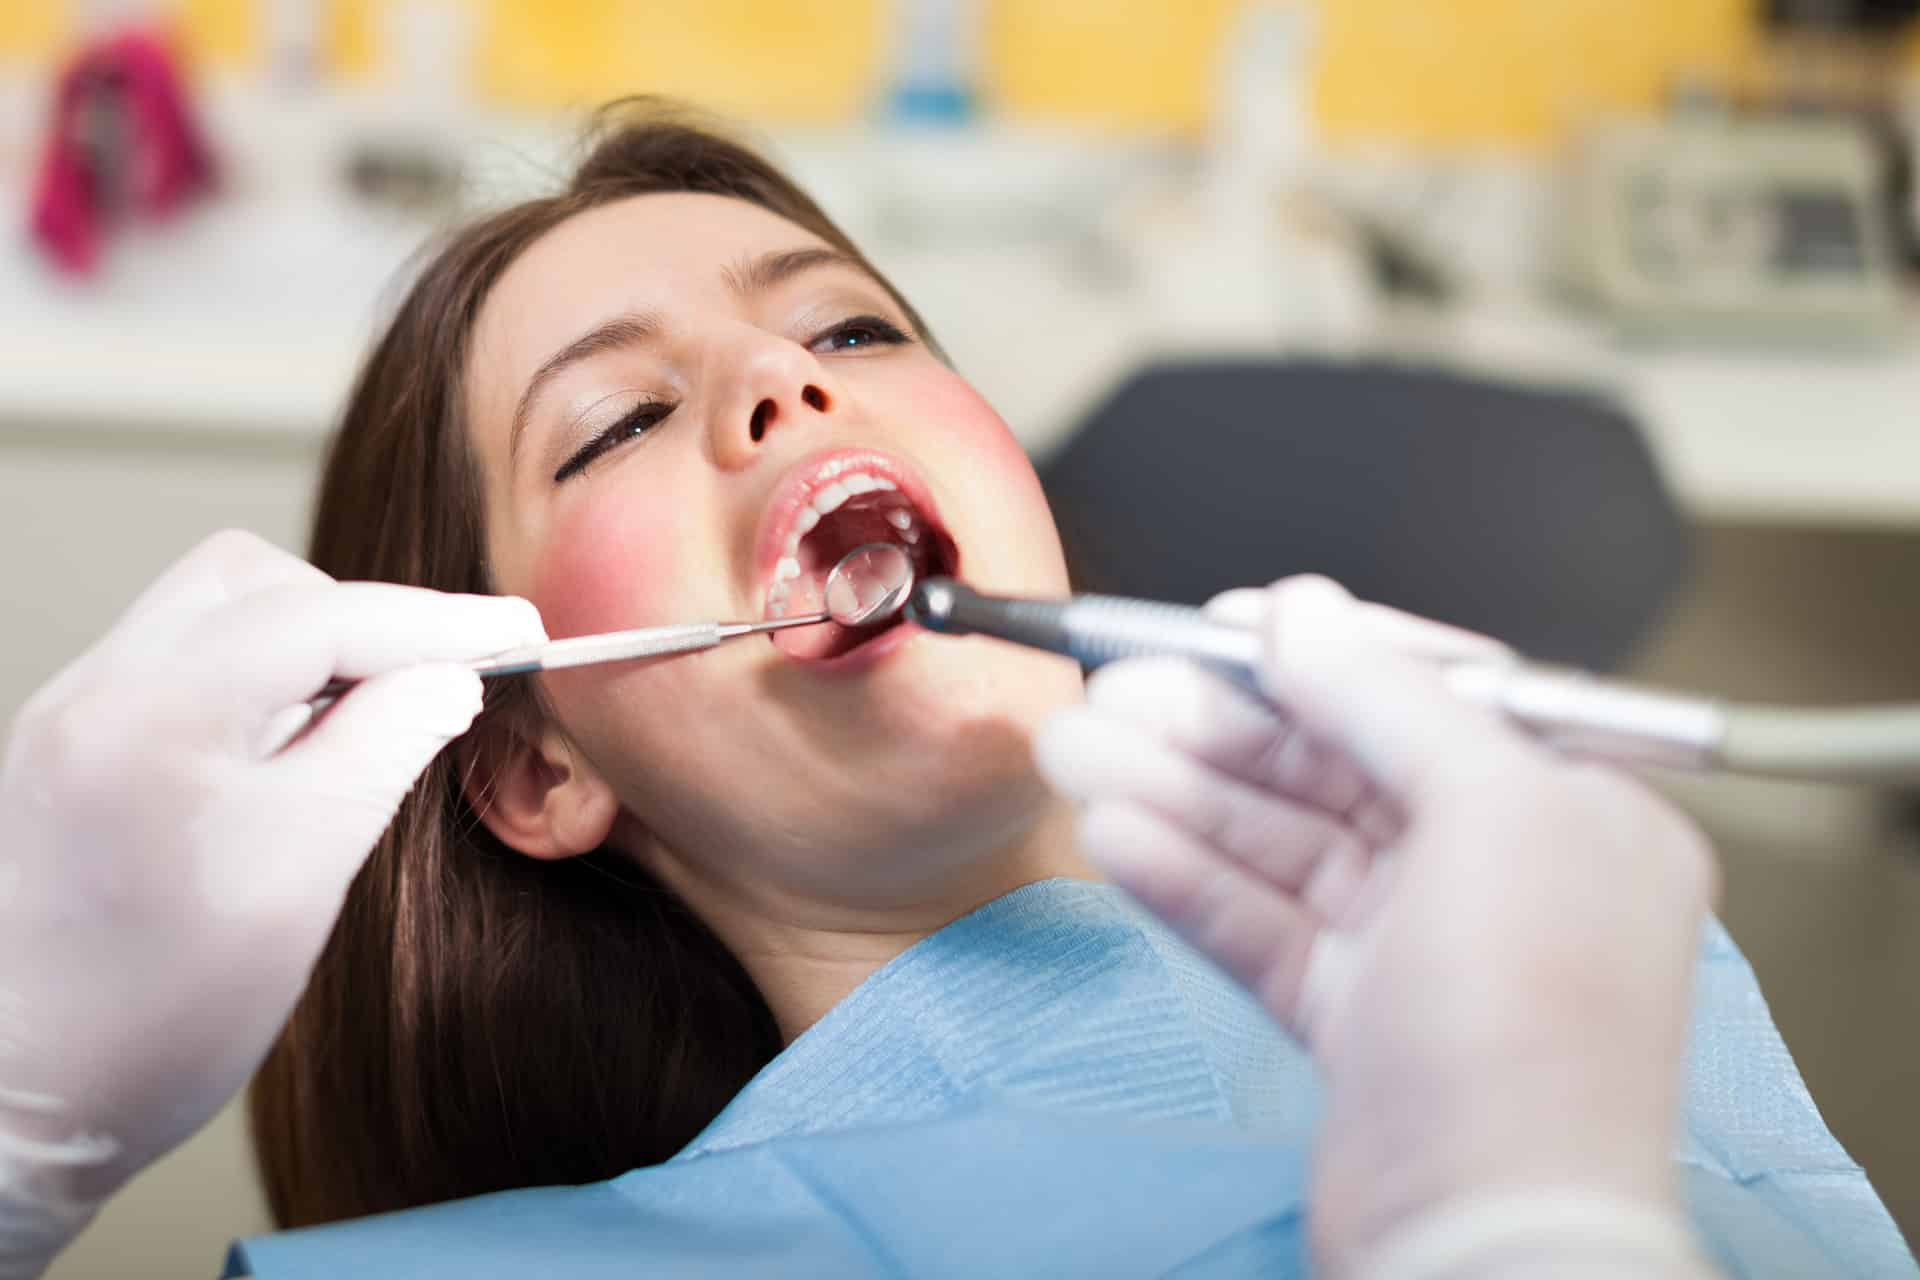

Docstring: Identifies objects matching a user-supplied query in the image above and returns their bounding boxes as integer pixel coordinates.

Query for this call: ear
[459,715,620,861]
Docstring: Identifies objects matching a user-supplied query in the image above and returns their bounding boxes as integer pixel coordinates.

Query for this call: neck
[653,800,1095,1044]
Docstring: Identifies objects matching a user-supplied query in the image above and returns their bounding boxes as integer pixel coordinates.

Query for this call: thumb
[1259,579,1532,807]
[266,664,484,884]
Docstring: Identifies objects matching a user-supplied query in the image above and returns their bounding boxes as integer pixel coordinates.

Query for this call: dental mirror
[822,541,916,627]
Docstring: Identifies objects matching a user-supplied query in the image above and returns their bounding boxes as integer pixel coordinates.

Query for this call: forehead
[472,191,834,392]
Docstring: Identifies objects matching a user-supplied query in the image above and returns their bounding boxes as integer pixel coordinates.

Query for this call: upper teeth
[809,473,895,516]
[766,469,920,616]
[785,472,905,560]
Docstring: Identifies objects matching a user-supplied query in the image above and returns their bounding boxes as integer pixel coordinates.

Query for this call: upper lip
[751,446,949,605]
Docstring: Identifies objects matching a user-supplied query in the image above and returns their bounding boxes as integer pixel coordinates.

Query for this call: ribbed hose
[1719,705,1920,784]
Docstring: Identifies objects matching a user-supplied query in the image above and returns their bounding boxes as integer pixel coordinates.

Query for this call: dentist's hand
[0,531,544,1278]
[1036,578,1719,1278]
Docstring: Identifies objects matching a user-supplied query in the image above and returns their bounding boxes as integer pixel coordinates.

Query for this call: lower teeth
[767,534,926,622]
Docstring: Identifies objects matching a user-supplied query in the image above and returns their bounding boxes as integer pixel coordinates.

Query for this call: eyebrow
[724,246,864,299]
[507,248,870,461]
[509,311,662,461]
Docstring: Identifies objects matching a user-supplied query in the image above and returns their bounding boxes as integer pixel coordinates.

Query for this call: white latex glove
[1035,577,1719,1278]
[0,531,544,1278]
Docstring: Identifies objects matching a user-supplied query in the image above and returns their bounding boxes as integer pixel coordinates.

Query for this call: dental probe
[315,543,913,701]
[904,578,1920,786]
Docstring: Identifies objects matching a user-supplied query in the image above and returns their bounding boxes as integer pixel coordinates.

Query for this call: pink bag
[29,27,217,275]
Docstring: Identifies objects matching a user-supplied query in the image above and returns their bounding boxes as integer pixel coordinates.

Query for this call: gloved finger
[265,664,484,892]
[1351,601,1513,664]
[111,529,329,643]
[1202,588,1269,629]
[183,581,546,721]
[1077,799,1325,1034]
[1295,930,1358,1046]
[1205,579,1513,664]
[1082,659,1396,843]
[1259,578,1535,807]
[1037,704,1367,894]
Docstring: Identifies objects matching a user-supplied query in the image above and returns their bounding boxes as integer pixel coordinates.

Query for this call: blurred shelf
[3,81,1917,529]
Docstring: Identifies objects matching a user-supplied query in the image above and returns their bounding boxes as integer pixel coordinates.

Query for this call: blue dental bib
[230,879,1913,1278]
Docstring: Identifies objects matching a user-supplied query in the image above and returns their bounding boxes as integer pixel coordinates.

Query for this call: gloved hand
[0,531,543,1278]
[1035,578,1719,1277]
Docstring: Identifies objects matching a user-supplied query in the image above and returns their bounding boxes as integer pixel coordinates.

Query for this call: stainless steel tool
[905,577,1920,785]
[317,542,916,700]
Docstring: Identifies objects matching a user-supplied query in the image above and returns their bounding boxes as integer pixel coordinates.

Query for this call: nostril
[749,399,774,443]
[801,384,829,413]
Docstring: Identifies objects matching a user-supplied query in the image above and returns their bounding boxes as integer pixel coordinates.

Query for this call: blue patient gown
[228,879,1913,1278]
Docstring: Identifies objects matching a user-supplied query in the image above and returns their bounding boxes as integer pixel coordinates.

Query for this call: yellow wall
[175,0,259,67]
[471,0,885,120]
[14,0,1920,151]
[983,0,1243,133]
[986,0,1764,147]
[323,0,379,77]
[0,0,257,69]
[1313,0,1759,148]
[0,4,69,64]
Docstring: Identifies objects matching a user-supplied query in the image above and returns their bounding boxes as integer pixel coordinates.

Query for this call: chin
[876,629,1080,730]
[835,749,1061,898]
[837,641,1078,826]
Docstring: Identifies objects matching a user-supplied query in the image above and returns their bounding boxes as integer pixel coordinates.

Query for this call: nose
[709,331,838,470]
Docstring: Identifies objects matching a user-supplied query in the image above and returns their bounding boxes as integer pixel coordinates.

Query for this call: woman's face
[466,192,1080,907]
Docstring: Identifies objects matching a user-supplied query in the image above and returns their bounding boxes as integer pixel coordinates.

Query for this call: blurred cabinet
[0,437,320,721]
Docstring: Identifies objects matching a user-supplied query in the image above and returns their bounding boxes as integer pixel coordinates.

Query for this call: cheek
[921,376,1067,582]
[531,494,688,639]
[924,377,1034,480]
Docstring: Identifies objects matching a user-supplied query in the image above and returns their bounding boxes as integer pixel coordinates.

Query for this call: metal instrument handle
[908,578,1729,773]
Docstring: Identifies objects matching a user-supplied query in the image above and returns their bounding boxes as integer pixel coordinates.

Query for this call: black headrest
[1039,359,1691,671]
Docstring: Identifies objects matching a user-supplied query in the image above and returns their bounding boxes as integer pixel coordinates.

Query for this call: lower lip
[773,619,925,676]
[767,524,958,677]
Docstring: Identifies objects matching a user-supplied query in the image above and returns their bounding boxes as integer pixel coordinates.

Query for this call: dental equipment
[316,543,915,700]
[905,578,1920,786]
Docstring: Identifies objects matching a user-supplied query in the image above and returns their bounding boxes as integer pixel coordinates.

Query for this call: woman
[225,103,1906,1276]
[250,100,1100,1222]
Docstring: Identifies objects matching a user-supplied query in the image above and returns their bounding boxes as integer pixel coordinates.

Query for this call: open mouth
[763,461,958,662]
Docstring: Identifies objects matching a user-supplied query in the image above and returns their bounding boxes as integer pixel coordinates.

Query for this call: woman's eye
[811,315,910,355]
[553,400,676,483]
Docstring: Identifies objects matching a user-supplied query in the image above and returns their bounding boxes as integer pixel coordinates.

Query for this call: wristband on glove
[1352,1190,1716,1280]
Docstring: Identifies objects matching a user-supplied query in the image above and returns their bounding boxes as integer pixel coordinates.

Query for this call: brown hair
[249,101,934,1228]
